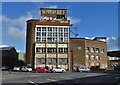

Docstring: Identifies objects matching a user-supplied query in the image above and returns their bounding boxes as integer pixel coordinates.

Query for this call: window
[96,62,100,66]
[36,47,46,53]
[37,27,41,31]
[53,48,57,53]
[48,27,52,32]
[47,48,53,53]
[48,33,52,37]
[47,38,52,42]
[101,49,105,53]
[58,38,63,42]
[47,58,52,64]
[42,32,46,36]
[36,47,42,53]
[53,38,57,42]
[53,27,57,32]
[91,55,95,60]
[47,58,57,64]
[59,27,63,33]
[64,38,68,42]
[96,55,100,60]
[64,33,68,37]
[59,58,67,64]
[86,55,90,60]
[91,47,95,52]
[96,48,99,53]
[36,26,68,43]
[36,37,41,42]
[42,27,46,32]
[36,32,41,36]
[86,47,90,52]
[57,15,65,20]
[64,48,68,53]
[36,58,45,64]
[36,27,41,42]
[58,48,63,53]
[64,28,68,33]
[52,58,57,64]
[47,48,57,53]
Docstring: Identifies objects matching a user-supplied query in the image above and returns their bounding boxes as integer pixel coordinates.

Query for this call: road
[1,71,120,85]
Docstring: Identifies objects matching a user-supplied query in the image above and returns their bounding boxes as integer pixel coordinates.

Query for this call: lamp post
[71,50,74,71]
[70,24,78,38]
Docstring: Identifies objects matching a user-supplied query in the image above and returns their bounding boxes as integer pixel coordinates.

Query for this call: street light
[71,50,74,70]
[70,24,78,38]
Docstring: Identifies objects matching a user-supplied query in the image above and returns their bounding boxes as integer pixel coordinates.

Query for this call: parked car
[2,66,9,71]
[78,67,90,72]
[21,66,32,72]
[78,65,90,72]
[52,67,66,73]
[35,67,48,73]
[114,65,120,71]
[13,67,21,71]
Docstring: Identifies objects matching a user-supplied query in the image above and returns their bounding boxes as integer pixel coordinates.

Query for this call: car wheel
[62,70,65,73]
[35,70,38,73]
[53,70,56,73]
[80,70,82,72]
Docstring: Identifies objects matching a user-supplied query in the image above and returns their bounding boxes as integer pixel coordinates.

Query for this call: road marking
[30,75,39,77]
[61,77,72,79]
[28,80,35,84]
[115,77,120,79]
[85,74,93,77]
[47,78,57,81]
[58,81,64,83]
[2,78,6,80]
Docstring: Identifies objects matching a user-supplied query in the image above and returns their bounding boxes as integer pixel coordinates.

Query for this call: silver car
[21,66,32,72]
[52,67,66,73]
[78,67,90,72]
[13,67,20,71]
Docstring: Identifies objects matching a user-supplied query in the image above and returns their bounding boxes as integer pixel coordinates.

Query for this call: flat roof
[40,8,67,10]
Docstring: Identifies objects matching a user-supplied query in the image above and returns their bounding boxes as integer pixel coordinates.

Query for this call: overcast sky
[1,2,119,52]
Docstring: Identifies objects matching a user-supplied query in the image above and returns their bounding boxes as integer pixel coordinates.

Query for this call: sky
[1,2,119,53]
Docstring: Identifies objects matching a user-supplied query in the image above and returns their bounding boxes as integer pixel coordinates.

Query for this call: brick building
[26,8,108,71]
[26,8,70,70]
[69,37,108,70]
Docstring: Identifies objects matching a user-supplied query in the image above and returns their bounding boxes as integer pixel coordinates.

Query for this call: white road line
[28,80,35,84]
[61,77,72,79]
[115,77,120,79]
[58,81,64,83]
[2,78,6,80]
[30,75,39,77]
[85,75,94,77]
[47,78,57,81]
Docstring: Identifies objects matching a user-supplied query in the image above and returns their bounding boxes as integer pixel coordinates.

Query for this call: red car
[35,67,48,73]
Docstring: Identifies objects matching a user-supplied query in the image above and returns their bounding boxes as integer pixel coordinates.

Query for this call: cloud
[85,37,95,40]
[68,16,81,25]
[107,36,118,51]
[8,27,25,40]
[1,12,33,40]
[44,5,58,9]
[84,36,118,51]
